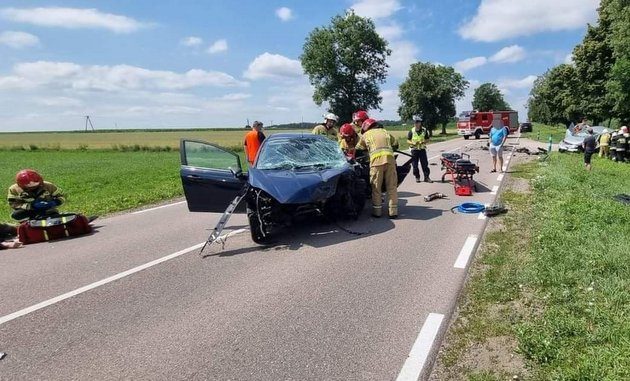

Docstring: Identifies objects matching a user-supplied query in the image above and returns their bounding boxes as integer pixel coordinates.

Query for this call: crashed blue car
[180,133,411,244]
[180,134,368,244]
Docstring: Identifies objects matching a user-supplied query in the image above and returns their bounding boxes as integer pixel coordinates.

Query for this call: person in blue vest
[407,115,432,183]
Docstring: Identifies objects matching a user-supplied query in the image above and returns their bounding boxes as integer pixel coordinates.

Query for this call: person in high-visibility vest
[312,113,339,141]
[243,121,266,166]
[356,118,399,219]
[407,115,432,183]
[598,129,611,158]
[339,123,359,159]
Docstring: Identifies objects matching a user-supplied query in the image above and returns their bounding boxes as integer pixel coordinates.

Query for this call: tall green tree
[572,14,615,125]
[527,64,581,126]
[398,62,468,136]
[300,11,391,123]
[472,83,510,111]
[602,0,630,122]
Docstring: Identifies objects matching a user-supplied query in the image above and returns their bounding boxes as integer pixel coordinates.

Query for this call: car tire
[463,135,470,140]
[474,130,481,140]
[351,179,367,218]
[248,210,269,244]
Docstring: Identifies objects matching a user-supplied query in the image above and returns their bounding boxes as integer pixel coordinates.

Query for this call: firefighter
[619,126,629,162]
[312,113,339,141]
[598,128,611,158]
[352,110,369,135]
[243,121,266,166]
[7,169,65,221]
[407,115,432,183]
[610,131,619,161]
[339,123,359,159]
[356,118,399,219]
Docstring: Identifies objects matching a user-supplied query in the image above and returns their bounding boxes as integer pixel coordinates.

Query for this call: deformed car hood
[248,166,347,204]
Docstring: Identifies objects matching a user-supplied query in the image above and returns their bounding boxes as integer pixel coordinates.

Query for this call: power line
[84,115,95,132]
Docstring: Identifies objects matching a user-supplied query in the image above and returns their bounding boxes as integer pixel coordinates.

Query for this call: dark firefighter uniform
[616,132,628,162]
[7,181,65,220]
[356,127,399,218]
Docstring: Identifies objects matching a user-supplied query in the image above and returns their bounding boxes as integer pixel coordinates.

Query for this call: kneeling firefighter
[356,118,399,219]
[7,169,65,221]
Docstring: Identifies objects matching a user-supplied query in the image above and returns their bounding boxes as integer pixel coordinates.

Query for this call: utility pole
[84,115,95,132]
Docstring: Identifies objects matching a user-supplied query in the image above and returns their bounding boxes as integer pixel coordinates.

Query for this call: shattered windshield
[256,136,348,170]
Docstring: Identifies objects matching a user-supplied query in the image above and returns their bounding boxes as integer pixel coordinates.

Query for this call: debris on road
[484,204,509,217]
[450,202,485,214]
[0,352,6,360]
[424,192,447,202]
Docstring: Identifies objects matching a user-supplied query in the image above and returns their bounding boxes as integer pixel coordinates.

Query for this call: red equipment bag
[455,184,473,196]
[17,214,92,245]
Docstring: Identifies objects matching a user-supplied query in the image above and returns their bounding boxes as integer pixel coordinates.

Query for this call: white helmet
[602,128,609,133]
[612,132,618,137]
[621,126,628,133]
[324,113,339,122]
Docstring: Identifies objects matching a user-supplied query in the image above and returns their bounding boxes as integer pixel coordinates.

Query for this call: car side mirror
[230,167,248,180]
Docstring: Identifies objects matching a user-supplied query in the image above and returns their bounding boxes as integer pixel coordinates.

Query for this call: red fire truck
[457,110,519,140]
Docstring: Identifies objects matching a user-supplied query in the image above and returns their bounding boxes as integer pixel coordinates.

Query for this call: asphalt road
[0,134,525,380]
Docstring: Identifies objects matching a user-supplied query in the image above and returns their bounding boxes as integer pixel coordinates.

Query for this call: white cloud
[0,31,39,48]
[0,7,147,33]
[498,75,537,90]
[219,93,251,101]
[387,40,419,78]
[243,53,303,80]
[275,7,294,21]
[35,96,83,107]
[376,22,404,41]
[454,56,487,73]
[181,36,203,47]
[459,0,598,42]
[350,0,402,20]
[371,89,401,120]
[0,61,247,91]
[489,45,526,63]
[207,39,228,54]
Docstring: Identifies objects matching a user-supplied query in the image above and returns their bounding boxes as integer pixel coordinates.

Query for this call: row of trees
[528,0,630,126]
[300,11,512,135]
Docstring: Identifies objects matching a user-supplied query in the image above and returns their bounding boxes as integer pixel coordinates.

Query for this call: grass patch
[0,150,182,223]
[521,123,568,144]
[434,153,630,380]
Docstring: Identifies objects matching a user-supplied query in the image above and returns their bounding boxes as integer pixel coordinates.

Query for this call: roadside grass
[434,153,630,380]
[521,123,568,144]
[0,150,182,223]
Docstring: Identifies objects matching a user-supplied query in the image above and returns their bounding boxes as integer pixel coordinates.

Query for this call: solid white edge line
[478,212,486,220]
[0,242,205,326]
[396,313,445,381]
[131,201,186,214]
[454,235,478,269]
[490,185,499,195]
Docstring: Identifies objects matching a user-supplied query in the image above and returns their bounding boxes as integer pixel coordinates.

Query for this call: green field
[522,123,570,144]
[437,153,630,379]
[0,124,458,151]
[0,150,182,223]
[0,126,459,222]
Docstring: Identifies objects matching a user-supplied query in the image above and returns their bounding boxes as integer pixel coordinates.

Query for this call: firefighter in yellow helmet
[356,118,399,218]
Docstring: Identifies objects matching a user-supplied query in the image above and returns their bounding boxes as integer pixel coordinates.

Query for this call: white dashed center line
[454,235,478,269]
[396,313,445,381]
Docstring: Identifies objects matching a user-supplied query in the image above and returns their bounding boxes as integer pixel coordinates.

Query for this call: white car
[558,126,606,153]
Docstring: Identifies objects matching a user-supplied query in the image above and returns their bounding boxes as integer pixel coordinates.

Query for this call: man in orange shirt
[243,121,266,166]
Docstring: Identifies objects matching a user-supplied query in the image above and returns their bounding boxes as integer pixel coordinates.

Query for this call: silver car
[558,126,607,153]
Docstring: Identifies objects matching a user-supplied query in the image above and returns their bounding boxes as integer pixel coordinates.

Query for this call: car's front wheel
[463,135,470,140]
[248,210,269,244]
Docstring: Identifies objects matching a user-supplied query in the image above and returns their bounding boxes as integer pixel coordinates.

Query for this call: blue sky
[0,0,599,131]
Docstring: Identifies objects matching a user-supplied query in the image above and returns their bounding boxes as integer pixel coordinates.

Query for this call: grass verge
[0,150,182,223]
[432,153,630,380]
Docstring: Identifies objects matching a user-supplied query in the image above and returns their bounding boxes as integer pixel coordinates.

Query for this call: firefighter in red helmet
[7,169,65,220]
[352,110,369,135]
[356,118,399,218]
[339,123,359,159]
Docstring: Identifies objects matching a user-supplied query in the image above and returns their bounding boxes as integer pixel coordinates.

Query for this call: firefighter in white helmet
[356,118,399,219]
[312,113,339,141]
